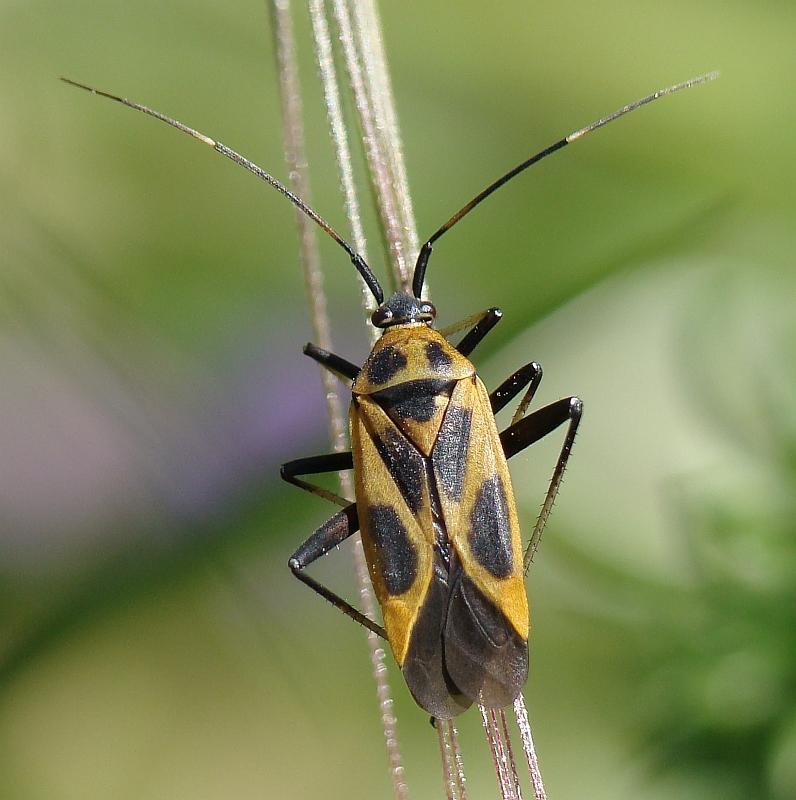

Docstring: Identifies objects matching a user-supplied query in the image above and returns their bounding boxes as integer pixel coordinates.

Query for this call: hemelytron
[64,71,716,718]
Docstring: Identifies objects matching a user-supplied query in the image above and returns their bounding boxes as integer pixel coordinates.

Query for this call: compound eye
[371,306,393,328]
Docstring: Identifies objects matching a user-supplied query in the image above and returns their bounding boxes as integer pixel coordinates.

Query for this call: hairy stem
[269,1,407,798]
[307,1,408,796]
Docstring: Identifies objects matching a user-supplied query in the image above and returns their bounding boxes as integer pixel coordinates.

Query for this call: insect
[64,71,716,718]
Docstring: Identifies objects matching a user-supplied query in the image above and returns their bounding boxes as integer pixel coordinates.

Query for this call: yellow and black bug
[63,72,716,719]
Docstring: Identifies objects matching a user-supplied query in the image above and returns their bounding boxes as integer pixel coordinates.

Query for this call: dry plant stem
[350,0,420,264]
[327,3,471,792]
[480,705,514,799]
[481,700,526,800]
[437,721,458,800]
[307,2,408,797]
[331,0,471,789]
[492,707,522,800]
[499,708,524,800]
[269,0,345,449]
[439,720,465,799]
[513,695,547,800]
[308,0,375,323]
[269,5,408,797]
[330,0,410,289]
[447,719,469,800]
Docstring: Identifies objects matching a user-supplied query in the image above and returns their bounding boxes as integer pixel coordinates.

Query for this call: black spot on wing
[469,475,513,578]
[373,379,452,423]
[371,427,424,513]
[425,340,453,372]
[367,345,407,385]
[443,561,528,709]
[367,505,417,595]
[433,404,472,501]
[402,564,472,719]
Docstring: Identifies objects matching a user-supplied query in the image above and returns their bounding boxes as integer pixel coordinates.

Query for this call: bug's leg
[490,361,543,421]
[499,396,583,571]
[281,451,354,508]
[438,307,503,357]
[289,503,387,639]
[303,342,360,384]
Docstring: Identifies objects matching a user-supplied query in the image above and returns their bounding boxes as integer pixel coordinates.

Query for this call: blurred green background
[1,1,794,798]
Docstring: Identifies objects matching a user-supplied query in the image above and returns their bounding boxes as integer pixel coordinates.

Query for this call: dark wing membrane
[443,555,528,709]
[401,560,472,719]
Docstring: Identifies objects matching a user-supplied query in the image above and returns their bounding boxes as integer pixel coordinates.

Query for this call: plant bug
[63,71,717,719]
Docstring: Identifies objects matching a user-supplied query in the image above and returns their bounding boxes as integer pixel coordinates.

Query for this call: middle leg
[281,451,354,508]
[500,396,583,571]
[289,503,387,639]
[489,361,543,422]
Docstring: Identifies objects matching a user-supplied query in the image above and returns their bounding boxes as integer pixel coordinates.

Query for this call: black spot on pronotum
[367,345,407,385]
[374,379,453,423]
[425,341,453,372]
[372,427,425,512]
[433,405,472,501]
[469,475,513,578]
[368,505,417,595]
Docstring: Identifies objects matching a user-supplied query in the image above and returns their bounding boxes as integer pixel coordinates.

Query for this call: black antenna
[412,71,719,298]
[61,77,385,305]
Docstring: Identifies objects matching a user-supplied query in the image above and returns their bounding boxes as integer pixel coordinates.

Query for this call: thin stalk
[327,3,470,792]
[307,1,408,797]
[492,707,521,800]
[269,4,407,798]
[330,0,410,289]
[269,0,346,450]
[437,720,458,800]
[349,0,420,264]
[513,695,547,800]
[481,704,516,799]
[499,708,524,800]
[307,0,375,325]
[447,719,469,800]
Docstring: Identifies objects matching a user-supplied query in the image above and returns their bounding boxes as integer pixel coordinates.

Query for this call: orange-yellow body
[349,324,529,715]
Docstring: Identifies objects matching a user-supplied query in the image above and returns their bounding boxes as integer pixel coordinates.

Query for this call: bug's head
[371,292,436,329]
